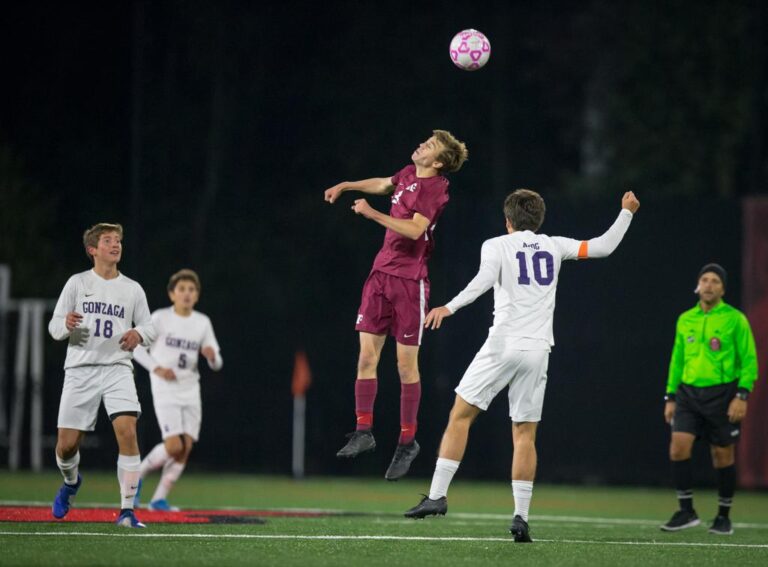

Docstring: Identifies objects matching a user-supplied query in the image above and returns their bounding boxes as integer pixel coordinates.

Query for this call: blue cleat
[148,499,180,512]
[133,478,143,508]
[52,474,82,519]
[116,509,147,528]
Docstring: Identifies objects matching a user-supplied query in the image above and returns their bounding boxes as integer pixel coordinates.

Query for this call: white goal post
[0,264,56,471]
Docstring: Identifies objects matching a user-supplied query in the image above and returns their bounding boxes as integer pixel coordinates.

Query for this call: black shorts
[672,382,740,446]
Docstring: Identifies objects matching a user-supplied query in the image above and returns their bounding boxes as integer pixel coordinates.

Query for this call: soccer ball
[449,29,491,71]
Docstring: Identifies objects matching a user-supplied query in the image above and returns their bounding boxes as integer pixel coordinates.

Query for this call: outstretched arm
[577,191,640,259]
[324,177,394,203]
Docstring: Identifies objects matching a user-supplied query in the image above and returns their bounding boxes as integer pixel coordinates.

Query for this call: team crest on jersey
[709,337,721,351]
[686,336,695,343]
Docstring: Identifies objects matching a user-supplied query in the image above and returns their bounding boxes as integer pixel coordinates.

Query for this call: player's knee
[669,444,691,461]
[396,360,419,382]
[164,437,184,459]
[114,428,137,449]
[56,439,79,458]
[357,351,379,373]
[710,445,734,468]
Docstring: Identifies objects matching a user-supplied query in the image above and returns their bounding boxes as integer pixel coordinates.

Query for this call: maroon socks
[355,378,378,430]
[399,382,421,445]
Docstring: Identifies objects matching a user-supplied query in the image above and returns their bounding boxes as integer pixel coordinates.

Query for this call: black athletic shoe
[509,515,532,543]
[336,430,376,458]
[660,509,701,531]
[384,440,420,480]
[404,494,447,519]
[708,515,733,535]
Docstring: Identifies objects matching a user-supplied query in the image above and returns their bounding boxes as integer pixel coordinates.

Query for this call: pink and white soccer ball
[449,29,491,71]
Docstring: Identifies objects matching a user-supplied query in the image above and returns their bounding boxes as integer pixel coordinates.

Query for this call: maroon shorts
[355,271,429,346]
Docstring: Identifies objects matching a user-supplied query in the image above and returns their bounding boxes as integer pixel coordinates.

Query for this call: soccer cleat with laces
[115,509,146,528]
[404,495,447,519]
[708,515,733,535]
[336,430,376,458]
[384,440,420,481]
[52,474,82,519]
[509,514,533,543]
[149,499,180,512]
[660,509,700,531]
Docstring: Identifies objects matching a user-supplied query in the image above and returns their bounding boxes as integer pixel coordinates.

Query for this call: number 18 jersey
[445,231,584,348]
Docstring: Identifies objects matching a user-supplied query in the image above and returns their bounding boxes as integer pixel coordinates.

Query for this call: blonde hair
[82,223,123,262]
[167,269,201,293]
[433,129,469,173]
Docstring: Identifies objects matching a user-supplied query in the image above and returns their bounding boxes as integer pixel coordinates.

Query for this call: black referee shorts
[672,382,740,446]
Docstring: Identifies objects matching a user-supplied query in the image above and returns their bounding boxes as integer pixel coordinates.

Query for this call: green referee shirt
[666,300,758,394]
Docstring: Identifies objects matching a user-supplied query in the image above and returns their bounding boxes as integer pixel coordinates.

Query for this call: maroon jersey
[370,165,450,280]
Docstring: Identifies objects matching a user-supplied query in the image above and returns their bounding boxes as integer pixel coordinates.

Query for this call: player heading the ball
[324,130,468,480]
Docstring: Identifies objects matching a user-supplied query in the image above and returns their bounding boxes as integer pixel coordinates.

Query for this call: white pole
[0,264,10,439]
[30,301,45,472]
[292,395,306,479]
[9,303,30,471]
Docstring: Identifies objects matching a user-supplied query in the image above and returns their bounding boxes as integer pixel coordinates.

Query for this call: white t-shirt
[48,269,156,369]
[133,307,222,403]
[445,209,634,349]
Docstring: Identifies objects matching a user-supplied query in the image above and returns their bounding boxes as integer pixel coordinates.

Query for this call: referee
[661,263,758,535]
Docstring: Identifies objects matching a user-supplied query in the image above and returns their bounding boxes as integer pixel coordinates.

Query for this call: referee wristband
[664,393,676,402]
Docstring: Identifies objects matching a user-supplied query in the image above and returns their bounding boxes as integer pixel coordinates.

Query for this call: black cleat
[660,509,700,532]
[384,440,420,480]
[509,515,533,542]
[404,495,447,519]
[708,515,733,535]
[336,430,376,458]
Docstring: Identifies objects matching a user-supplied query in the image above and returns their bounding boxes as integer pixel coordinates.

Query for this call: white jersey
[133,307,222,403]
[48,269,156,369]
[446,209,634,348]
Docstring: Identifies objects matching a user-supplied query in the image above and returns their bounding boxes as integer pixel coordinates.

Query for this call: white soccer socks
[428,458,461,500]
[512,480,534,521]
[117,454,141,510]
[152,460,186,502]
[139,443,170,477]
[56,451,80,485]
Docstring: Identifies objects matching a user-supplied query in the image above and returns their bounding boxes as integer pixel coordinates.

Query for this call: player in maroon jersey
[324,130,468,480]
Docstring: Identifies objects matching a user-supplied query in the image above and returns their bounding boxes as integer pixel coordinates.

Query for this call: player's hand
[351,198,375,218]
[154,367,176,380]
[201,346,216,365]
[727,398,747,423]
[119,329,142,352]
[663,401,676,424]
[65,312,83,332]
[622,191,640,214]
[324,183,347,204]
[424,306,452,330]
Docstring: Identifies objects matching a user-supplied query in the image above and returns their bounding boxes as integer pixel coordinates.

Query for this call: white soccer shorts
[153,400,202,441]
[454,337,549,422]
[57,365,142,431]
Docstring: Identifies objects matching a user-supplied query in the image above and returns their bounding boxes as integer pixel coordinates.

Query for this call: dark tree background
[1,0,766,484]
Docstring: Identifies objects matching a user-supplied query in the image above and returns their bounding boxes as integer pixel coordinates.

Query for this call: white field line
[0,531,767,549]
[1,500,766,530]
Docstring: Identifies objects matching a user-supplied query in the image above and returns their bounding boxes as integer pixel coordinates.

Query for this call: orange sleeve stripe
[577,240,589,259]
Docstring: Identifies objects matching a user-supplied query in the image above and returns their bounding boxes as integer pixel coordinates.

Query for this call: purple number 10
[515,251,554,286]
